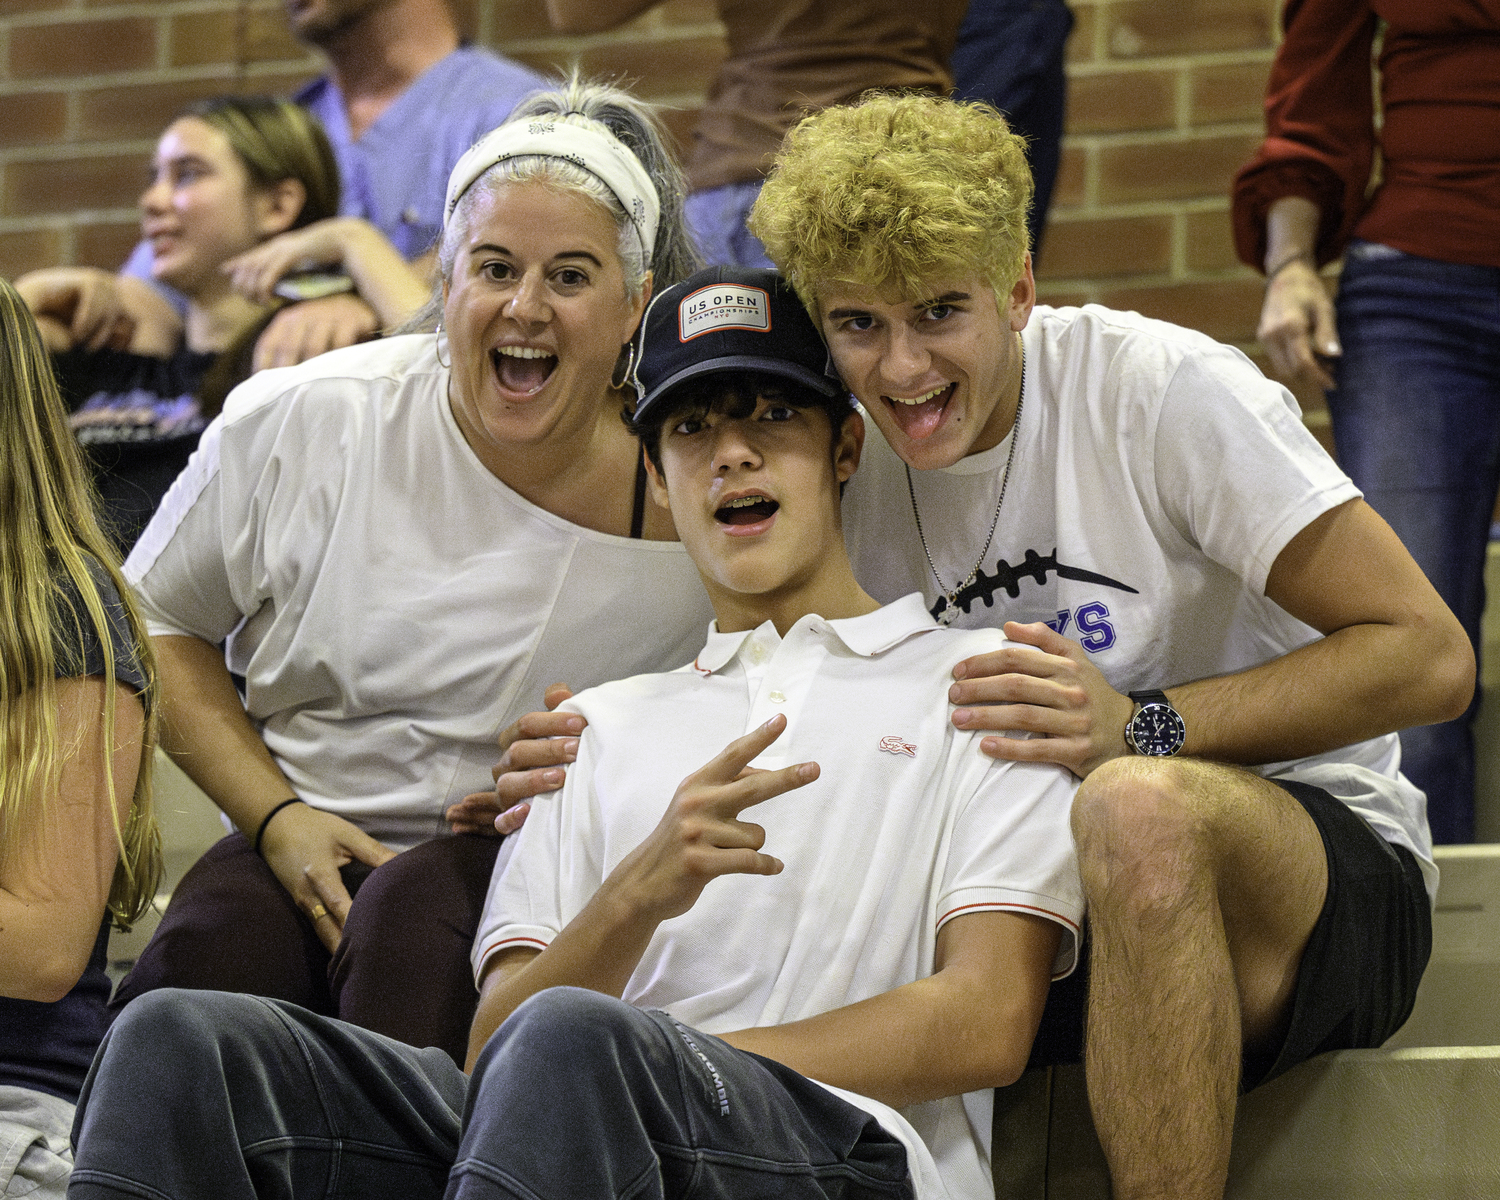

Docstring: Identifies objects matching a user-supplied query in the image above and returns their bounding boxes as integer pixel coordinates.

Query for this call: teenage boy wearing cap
[67,267,1082,1200]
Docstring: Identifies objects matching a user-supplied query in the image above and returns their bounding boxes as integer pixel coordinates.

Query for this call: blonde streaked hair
[749,92,1034,313]
[0,279,160,927]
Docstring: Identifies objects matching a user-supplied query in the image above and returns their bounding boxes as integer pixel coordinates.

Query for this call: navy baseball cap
[631,266,846,424]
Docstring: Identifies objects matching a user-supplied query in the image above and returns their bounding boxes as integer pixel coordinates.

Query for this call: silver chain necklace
[905,345,1024,627]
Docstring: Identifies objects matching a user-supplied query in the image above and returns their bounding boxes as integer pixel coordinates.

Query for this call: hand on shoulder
[948,621,1133,778]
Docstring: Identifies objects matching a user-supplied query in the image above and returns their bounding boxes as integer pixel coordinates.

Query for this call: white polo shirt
[474,594,1082,1200]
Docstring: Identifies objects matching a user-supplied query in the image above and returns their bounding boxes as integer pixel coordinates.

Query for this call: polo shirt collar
[692,593,937,675]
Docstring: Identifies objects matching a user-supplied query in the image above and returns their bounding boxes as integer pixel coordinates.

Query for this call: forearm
[335,220,431,327]
[153,634,299,834]
[719,971,1037,1109]
[724,912,1057,1110]
[467,879,663,1070]
[116,276,184,355]
[1171,501,1473,764]
[1263,196,1321,272]
[30,314,71,353]
[1172,619,1470,765]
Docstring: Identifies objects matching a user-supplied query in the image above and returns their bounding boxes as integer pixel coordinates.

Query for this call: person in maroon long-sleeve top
[1232,0,1500,845]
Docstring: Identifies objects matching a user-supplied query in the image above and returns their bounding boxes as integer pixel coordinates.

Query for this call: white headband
[444,118,660,259]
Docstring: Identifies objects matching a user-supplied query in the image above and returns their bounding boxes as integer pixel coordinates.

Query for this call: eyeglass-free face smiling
[141,118,294,300]
[441,180,648,479]
[815,266,1034,472]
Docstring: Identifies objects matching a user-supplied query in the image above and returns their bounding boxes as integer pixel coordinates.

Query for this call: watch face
[1130,703,1185,756]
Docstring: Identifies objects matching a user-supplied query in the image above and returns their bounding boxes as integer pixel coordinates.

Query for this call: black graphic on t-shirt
[930,548,1139,623]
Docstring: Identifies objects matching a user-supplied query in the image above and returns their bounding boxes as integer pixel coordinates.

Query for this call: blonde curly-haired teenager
[750,92,1470,1200]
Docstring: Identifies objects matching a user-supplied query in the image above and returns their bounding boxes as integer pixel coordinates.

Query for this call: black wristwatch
[1125,690,1186,757]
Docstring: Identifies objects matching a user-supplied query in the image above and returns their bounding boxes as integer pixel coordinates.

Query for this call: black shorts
[1026,779,1432,1091]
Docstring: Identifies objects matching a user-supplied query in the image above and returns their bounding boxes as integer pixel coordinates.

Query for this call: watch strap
[1125,689,1185,757]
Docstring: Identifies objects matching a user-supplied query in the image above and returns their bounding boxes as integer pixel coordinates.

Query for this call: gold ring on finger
[309,903,329,921]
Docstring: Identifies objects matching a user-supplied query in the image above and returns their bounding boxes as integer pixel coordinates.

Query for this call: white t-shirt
[124,335,714,848]
[842,304,1434,896]
[475,595,1083,1200]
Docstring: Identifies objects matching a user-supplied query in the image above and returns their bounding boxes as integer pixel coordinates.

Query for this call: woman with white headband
[108,78,710,1063]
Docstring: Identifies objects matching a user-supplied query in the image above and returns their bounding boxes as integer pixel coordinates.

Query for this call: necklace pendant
[905,347,1023,635]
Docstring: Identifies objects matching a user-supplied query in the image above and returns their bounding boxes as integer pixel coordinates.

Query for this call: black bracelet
[253,797,304,855]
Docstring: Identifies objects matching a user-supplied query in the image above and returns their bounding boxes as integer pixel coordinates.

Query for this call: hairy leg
[1071,757,1327,1200]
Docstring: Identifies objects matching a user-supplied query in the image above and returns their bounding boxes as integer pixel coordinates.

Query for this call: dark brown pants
[109,832,501,1065]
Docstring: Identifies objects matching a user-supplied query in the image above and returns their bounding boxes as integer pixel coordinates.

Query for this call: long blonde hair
[0,278,160,927]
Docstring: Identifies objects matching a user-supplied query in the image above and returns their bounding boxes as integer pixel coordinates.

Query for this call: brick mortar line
[505,23,727,51]
[1061,120,1264,148]
[1065,47,1275,77]
[0,60,320,94]
[1049,197,1235,222]
[0,209,140,232]
[5,0,349,17]
[1,6,188,27]
[0,0,699,31]
[0,138,156,162]
[1038,266,1259,288]
[1170,206,1188,276]
[2,0,247,18]
[0,12,712,61]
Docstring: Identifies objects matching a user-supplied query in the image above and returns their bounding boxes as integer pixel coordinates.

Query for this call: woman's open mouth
[884,382,955,440]
[492,345,557,396]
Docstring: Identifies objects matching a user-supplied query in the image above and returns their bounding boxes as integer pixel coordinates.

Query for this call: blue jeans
[685,181,775,270]
[1330,242,1500,844]
[69,989,912,1200]
[950,0,1074,260]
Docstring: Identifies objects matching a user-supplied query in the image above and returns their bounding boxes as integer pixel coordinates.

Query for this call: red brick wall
[1035,0,1324,422]
[1,0,1310,408]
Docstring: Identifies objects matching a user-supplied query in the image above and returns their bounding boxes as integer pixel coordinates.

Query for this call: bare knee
[1072,757,1216,923]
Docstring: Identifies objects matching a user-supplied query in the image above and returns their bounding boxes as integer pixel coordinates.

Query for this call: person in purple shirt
[110,0,549,369]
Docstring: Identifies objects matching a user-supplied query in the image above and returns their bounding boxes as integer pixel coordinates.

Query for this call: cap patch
[678,285,771,341]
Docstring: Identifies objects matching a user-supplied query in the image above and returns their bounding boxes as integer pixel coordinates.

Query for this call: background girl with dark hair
[14,96,341,550]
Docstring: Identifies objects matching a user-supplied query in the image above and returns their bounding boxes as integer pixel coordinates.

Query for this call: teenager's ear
[643,446,670,511]
[256,178,308,239]
[834,407,864,485]
[1005,252,1037,333]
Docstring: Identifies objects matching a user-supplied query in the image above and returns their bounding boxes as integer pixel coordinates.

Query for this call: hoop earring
[434,323,451,370]
[610,340,636,392]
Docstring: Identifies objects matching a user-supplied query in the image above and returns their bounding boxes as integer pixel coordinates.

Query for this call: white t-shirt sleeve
[123,410,247,642]
[1150,347,1360,595]
[937,755,1083,979]
[471,714,602,980]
